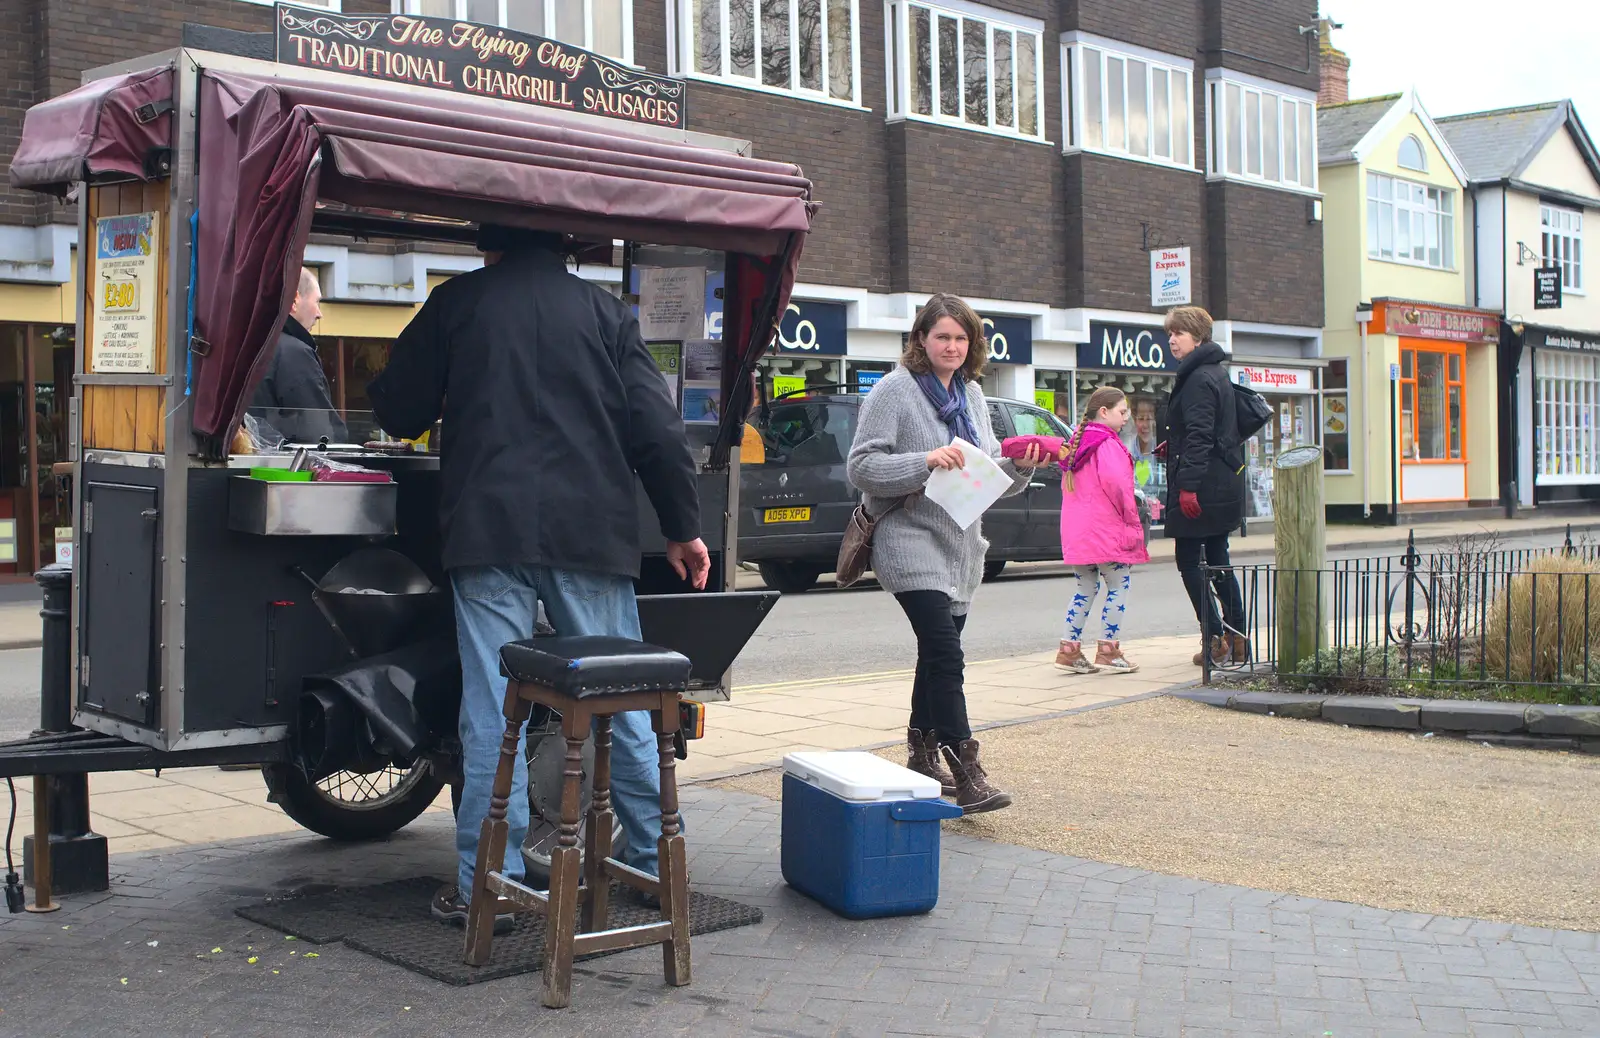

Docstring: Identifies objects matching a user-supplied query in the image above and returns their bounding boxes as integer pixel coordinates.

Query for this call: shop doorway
[0,323,72,576]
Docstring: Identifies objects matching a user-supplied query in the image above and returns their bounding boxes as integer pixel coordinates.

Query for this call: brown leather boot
[940,739,1012,815]
[1191,635,1229,666]
[906,728,957,797]
[1228,633,1252,664]
[1054,640,1099,674]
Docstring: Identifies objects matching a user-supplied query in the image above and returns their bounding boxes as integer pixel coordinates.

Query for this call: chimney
[1318,17,1349,106]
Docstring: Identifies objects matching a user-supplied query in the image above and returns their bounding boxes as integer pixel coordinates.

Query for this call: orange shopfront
[1372,299,1500,507]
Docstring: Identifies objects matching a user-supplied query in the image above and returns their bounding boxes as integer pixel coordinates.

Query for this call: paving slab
[1,786,1596,1037]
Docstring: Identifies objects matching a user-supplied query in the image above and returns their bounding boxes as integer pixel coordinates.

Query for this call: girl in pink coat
[1055,386,1149,675]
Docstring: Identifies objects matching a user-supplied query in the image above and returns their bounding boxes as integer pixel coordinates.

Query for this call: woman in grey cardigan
[846,294,1045,813]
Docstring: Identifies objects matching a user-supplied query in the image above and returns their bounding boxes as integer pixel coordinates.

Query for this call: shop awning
[9,58,815,451]
[8,67,175,192]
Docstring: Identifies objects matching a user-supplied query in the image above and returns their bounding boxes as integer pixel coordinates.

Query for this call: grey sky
[1322,1,1600,127]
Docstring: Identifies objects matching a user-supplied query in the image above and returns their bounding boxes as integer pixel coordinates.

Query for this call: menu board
[92,212,161,373]
[638,266,706,342]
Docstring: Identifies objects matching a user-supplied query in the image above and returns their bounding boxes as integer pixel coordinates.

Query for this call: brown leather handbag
[835,495,913,588]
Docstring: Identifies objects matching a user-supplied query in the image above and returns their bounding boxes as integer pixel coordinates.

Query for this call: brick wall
[1204,0,1319,94]
[0,0,38,223]
[1205,180,1322,326]
[1066,0,1200,63]
[1066,153,1206,312]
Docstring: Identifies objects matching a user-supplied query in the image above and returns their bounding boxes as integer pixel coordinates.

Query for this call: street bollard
[22,563,109,897]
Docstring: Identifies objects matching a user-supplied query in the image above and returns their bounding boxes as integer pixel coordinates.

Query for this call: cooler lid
[782,751,942,802]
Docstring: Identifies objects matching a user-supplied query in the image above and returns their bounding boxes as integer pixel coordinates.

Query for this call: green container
[251,467,313,482]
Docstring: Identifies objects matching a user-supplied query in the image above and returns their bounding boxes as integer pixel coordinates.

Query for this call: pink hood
[1060,422,1149,567]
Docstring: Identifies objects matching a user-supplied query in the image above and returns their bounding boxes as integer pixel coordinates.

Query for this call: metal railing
[1201,526,1600,698]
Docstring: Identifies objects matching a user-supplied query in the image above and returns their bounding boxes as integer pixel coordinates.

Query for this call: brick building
[0,0,1327,568]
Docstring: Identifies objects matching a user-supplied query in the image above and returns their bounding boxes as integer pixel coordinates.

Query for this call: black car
[738,386,1076,593]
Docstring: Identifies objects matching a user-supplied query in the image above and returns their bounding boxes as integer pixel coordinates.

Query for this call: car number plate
[763,507,812,523]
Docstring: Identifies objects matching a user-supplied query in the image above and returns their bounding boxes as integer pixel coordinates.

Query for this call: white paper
[923,437,1009,531]
[684,339,723,381]
[638,266,706,341]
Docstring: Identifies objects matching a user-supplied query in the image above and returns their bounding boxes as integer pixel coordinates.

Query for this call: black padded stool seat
[499,635,692,697]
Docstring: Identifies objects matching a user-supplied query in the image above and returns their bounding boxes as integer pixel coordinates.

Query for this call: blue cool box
[780,751,963,919]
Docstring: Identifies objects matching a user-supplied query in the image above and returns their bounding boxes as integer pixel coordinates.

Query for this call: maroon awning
[8,67,174,194]
[9,59,813,452]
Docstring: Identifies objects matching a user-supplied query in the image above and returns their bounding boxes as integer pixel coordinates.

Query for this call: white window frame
[1203,69,1318,194]
[670,0,864,107]
[1534,350,1600,483]
[1367,172,1455,270]
[1060,32,1194,171]
[1541,204,1585,294]
[400,0,634,66]
[1396,133,1428,172]
[885,0,1048,143]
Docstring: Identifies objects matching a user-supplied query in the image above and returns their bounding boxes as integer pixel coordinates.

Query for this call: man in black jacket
[369,225,710,930]
[249,267,348,444]
[1161,306,1247,668]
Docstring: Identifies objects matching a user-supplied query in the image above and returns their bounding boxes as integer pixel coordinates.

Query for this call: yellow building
[1318,89,1501,521]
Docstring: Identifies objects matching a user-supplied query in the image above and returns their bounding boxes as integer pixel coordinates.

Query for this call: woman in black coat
[1160,306,1247,666]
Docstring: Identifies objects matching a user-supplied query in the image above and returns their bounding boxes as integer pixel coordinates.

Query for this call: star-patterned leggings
[1064,563,1134,642]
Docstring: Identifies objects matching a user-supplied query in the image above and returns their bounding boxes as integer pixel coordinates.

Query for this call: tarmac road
[0,528,1578,740]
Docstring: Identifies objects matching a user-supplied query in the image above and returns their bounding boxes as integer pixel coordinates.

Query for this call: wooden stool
[463,634,694,1009]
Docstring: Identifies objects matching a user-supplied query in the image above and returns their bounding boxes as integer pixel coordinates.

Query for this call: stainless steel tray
[227,476,397,536]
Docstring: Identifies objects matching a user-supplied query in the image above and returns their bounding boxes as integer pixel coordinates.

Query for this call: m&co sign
[274,2,687,128]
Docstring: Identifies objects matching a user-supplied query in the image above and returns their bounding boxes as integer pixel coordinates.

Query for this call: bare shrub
[1483,556,1600,685]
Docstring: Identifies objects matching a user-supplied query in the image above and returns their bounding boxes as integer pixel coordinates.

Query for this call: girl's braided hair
[1062,386,1128,492]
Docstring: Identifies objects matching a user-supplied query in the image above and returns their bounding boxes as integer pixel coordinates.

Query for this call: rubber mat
[235,876,763,985]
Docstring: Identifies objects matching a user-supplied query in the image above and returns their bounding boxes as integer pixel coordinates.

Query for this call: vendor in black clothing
[250,267,348,444]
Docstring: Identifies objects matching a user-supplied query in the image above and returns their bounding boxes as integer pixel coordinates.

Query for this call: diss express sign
[274,3,686,129]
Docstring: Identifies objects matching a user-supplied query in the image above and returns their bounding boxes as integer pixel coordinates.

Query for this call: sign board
[1534,267,1563,310]
[855,370,886,393]
[1149,247,1192,307]
[1389,363,1400,381]
[1380,302,1498,342]
[981,314,1033,366]
[55,528,72,567]
[1230,364,1314,393]
[1525,326,1600,354]
[774,300,848,356]
[92,212,161,373]
[274,2,687,129]
[1080,322,1179,372]
[771,375,807,398]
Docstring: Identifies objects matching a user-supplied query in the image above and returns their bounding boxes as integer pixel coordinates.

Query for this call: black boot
[940,739,1012,815]
[906,728,957,797]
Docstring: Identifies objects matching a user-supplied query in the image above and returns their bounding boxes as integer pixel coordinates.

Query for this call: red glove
[1179,490,1202,519]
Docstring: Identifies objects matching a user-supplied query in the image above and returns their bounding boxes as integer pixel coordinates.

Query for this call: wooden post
[1273,445,1326,673]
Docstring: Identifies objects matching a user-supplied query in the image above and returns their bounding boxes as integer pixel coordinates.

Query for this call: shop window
[677,0,858,105]
[1541,205,1584,292]
[1070,370,1170,493]
[1535,352,1600,481]
[1204,72,1316,191]
[1322,358,1350,472]
[887,0,1043,139]
[760,355,843,398]
[405,0,631,64]
[1367,173,1454,270]
[1397,344,1464,462]
[1061,35,1191,168]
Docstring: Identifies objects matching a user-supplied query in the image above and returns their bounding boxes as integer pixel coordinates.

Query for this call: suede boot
[1191,635,1229,666]
[906,728,957,796]
[939,739,1012,815]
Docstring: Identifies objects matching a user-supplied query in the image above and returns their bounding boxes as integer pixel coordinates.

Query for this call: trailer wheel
[267,761,447,841]
[758,561,822,594]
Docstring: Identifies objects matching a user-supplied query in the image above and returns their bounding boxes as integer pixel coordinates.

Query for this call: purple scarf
[913,370,981,446]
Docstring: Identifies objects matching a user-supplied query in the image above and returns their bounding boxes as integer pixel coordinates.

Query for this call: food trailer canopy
[9,55,815,449]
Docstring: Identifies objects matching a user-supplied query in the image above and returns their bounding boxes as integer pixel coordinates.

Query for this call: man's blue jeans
[450,564,667,899]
